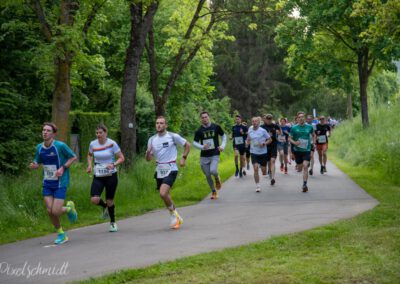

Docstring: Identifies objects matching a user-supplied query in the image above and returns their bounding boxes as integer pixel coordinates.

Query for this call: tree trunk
[120,3,158,168]
[52,54,72,142]
[357,48,370,128]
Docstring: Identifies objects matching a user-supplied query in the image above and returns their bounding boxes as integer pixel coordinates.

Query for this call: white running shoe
[169,210,183,229]
[256,185,261,192]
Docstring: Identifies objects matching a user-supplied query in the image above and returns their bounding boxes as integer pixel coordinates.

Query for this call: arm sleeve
[34,145,41,164]
[221,134,227,149]
[193,141,204,150]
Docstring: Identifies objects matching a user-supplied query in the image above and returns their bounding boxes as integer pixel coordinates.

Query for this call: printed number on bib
[318,135,327,144]
[203,138,215,150]
[298,138,309,150]
[234,137,244,145]
[43,165,58,180]
[94,164,112,177]
[156,164,171,179]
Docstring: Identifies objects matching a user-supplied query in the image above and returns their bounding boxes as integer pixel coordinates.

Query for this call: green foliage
[332,103,400,184]
[69,111,113,161]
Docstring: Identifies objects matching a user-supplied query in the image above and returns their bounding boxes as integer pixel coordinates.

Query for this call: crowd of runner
[30,111,334,244]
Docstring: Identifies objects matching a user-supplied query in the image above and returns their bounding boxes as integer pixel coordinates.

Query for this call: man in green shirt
[289,111,316,192]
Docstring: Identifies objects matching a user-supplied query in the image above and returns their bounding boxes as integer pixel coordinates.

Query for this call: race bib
[156,163,171,179]
[43,165,58,180]
[203,138,215,150]
[278,135,286,142]
[298,138,309,150]
[94,164,112,177]
[318,135,327,144]
[234,136,244,145]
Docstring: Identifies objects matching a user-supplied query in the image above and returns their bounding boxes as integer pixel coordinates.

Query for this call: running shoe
[170,210,183,229]
[54,233,68,245]
[320,166,324,175]
[101,207,109,219]
[280,164,284,172]
[256,185,261,192]
[235,169,239,177]
[271,179,275,186]
[309,169,313,176]
[215,176,222,190]
[211,191,218,199]
[323,166,327,173]
[302,185,308,193]
[243,170,246,176]
[284,167,288,174]
[66,201,77,223]
[109,222,118,232]
[239,170,243,178]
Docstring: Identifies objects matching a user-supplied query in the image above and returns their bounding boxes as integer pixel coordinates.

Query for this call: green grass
[0,147,235,244]
[77,106,400,283]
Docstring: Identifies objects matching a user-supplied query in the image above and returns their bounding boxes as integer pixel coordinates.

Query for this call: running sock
[303,181,307,186]
[57,227,64,234]
[108,205,115,223]
[98,199,107,208]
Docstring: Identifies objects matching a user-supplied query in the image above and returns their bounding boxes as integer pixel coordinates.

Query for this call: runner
[146,116,190,229]
[277,117,291,174]
[261,114,281,185]
[289,112,316,192]
[315,116,331,174]
[193,111,226,199]
[87,124,125,232]
[231,115,248,178]
[242,121,251,171]
[30,122,78,245]
[306,115,317,176]
[246,117,272,192]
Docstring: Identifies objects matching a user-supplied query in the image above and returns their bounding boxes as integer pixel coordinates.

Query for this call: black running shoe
[271,179,276,186]
[302,185,308,192]
[242,170,246,176]
[320,166,324,175]
[323,166,327,173]
[239,171,243,178]
[309,169,313,175]
[235,169,239,177]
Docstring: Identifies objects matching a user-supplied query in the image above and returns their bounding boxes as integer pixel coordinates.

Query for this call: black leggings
[90,172,118,200]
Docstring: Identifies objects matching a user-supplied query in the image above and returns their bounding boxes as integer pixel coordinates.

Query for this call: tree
[120,1,158,168]
[28,0,107,141]
[276,0,400,127]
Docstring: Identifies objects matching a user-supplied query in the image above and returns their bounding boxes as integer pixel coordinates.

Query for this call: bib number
[203,138,215,150]
[298,138,309,150]
[234,137,244,145]
[43,165,58,180]
[156,164,171,179]
[94,164,112,177]
[318,135,327,144]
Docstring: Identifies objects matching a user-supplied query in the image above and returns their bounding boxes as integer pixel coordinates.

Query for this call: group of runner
[30,110,331,245]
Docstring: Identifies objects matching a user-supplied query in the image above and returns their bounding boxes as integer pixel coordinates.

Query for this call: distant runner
[231,115,248,178]
[315,116,331,174]
[278,118,291,174]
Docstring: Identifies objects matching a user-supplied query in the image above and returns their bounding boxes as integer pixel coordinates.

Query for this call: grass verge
[77,145,400,283]
[0,147,235,244]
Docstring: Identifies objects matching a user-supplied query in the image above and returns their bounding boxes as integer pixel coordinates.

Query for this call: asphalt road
[0,160,378,283]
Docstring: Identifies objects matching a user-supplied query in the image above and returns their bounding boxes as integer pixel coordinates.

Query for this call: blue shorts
[43,186,67,199]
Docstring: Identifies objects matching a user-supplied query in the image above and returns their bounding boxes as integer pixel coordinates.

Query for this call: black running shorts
[155,171,178,190]
[251,153,268,167]
[90,172,118,200]
[294,151,311,165]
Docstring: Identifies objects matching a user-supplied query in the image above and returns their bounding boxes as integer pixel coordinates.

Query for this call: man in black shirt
[315,116,331,174]
[261,114,281,186]
[231,115,248,178]
[193,111,227,199]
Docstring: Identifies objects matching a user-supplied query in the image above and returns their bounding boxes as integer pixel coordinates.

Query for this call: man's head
[251,116,261,128]
[200,111,210,125]
[156,116,167,133]
[319,116,326,124]
[280,117,287,125]
[42,122,57,141]
[306,115,313,124]
[263,114,273,125]
[297,111,305,125]
[235,115,242,125]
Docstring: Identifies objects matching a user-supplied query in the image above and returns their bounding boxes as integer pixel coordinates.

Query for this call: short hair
[156,116,167,123]
[306,114,313,119]
[265,113,273,119]
[96,123,108,132]
[280,117,287,122]
[297,111,305,117]
[43,122,57,133]
[200,111,209,117]
[235,114,242,118]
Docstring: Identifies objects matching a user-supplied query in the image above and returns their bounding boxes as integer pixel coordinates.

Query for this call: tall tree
[276,0,400,127]
[120,1,158,168]
[29,0,107,141]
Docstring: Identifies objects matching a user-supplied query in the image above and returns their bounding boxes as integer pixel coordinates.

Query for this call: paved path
[0,160,378,283]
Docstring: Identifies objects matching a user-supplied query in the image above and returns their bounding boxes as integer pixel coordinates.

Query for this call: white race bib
[43,165,58,180]
[203,138,215,150]
[156,163,171,179]
[234,136,244,145]
[278,135,286,142]
[318,135,327,144]
[298,138,309,150]
[94,164,112,177]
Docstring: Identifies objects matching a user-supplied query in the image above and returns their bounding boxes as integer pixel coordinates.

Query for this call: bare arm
[179,142,191,167]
